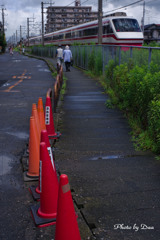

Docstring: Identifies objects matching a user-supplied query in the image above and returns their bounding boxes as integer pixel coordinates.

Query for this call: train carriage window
[66,32,71,39]
[71,31,75,38]
[113,18,141,32]
[59,34,63,40]
[75,31,79,38]
[103,23,113,34]
[53,35,59,40]
[79,30,83,37]
[45,37,51,41]
[83,27,98,36]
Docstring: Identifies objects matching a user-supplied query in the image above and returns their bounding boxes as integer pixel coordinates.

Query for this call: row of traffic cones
[25,94,81,239]
[24,95,61,180]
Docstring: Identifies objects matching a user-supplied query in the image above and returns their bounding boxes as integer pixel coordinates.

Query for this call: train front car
[104,16,144,46]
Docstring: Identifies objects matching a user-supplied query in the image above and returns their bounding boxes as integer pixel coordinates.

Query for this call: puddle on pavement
[79,91,102,95]
[90,154,142,161]
[90,155,123,161]
[0,80,9,87]
[2,82,10,87]
[0,155,12,176]
[67,96,105,102]
[38,68,50,72]
[12,60,21,63]
[6,131,29,140]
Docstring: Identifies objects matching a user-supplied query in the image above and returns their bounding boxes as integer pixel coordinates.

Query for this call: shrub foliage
[105,60,160,153]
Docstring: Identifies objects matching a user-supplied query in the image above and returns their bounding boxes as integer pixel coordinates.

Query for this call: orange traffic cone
[26,116,40,179]
[30,130,58,200]
[55,174,81,240]
[32,103,41,142]
[37,97,46,131]
[45,96,61,139]
[31,142,59,227]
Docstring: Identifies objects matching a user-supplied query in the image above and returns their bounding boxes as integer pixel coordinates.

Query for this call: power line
[66,1,76,6]
[145,0,159,4]
[103,0,143,15]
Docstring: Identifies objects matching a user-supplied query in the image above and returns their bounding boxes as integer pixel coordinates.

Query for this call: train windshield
[113,18,141,32]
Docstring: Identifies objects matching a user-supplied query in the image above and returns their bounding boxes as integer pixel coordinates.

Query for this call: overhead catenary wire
[103,0,144,15]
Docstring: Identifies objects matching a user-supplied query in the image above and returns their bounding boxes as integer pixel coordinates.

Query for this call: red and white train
[28,14,144,46]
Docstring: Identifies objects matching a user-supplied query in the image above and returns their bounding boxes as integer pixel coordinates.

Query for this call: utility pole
[41,2,44,46]
[98,0,103,45]
[27,17,35,46]
[13,33,16,45]
[41,1,54,46]
[2,8,4,34]
[20,25,22,41]
[1,6,6,35]
[16,30,18,44]
[20,25,26,43]
[27,18,29,46]
[142,0,145,34]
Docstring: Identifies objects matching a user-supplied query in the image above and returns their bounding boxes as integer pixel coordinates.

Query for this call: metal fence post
[148,47,152,67]
[119,47,121,65]
[130,47,133,59]
[112,46,114,60]
[102,45,105,75]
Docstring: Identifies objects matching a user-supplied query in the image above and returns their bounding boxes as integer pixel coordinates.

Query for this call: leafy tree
[0,33,7,53]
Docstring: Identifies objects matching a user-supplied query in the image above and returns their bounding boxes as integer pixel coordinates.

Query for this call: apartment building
[45,0,98,33]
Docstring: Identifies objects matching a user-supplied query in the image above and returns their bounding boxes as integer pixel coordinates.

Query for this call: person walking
[9,46,13,56]
[63,45,72,72]
[55,45,63,73]
[22,45,25,54]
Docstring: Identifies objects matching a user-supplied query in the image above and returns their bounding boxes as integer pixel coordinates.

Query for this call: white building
[45,0,98,33]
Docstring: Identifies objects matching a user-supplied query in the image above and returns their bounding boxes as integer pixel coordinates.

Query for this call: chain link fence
[31,45,160,74]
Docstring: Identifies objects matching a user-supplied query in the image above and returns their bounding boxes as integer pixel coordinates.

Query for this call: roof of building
[144,24,160,30]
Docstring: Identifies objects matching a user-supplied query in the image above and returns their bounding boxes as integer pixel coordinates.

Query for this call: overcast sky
[0,0,160,40]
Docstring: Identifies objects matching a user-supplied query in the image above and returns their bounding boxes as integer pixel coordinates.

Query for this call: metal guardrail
[31,45,160,74]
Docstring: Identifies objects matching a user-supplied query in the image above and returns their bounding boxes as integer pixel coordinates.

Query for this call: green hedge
[0,33,7,53]
[104,60,160,154]
[88,48,103,76]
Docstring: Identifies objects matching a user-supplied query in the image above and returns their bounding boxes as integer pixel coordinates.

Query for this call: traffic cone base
[37,208,57,219]
[31,204,56,228]
[27,171,39,178]
[29,186,40,201]
[36,186,41,194]
[23,171,39,182]
[48,131,61,140]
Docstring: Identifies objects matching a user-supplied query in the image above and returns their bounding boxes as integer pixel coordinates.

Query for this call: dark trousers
[65,61,71,71]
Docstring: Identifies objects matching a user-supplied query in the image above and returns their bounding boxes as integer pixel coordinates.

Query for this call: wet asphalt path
[0,52,56,240]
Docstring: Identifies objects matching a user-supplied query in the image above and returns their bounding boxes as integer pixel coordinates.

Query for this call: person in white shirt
[63,45,72,72]
[55,45,63,73]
